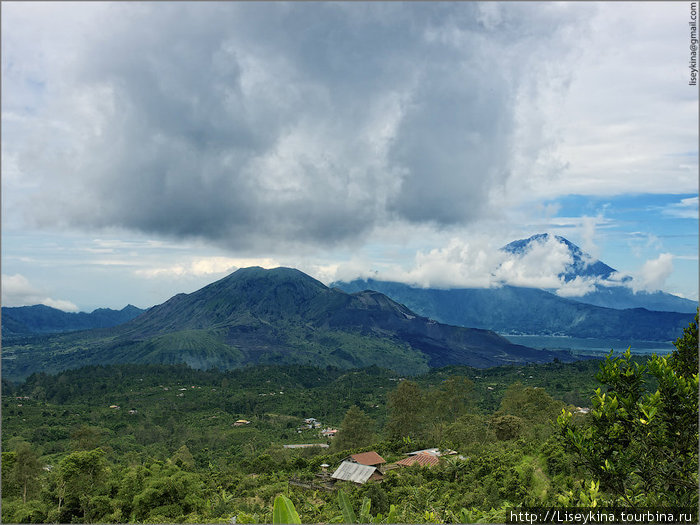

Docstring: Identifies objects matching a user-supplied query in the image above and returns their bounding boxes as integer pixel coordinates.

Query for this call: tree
[131,464,204,522]
[444,413,495,450]
[11,442,42,504]
[362,483,389,516]
[497,382,563,425]
[497,382,564,442]
[432,376,475,423]
[55,448,109,521]
[668,309,698,379]
[558,341,698,507]
[385,380,425,441]
[171,444,196,470]
[488,415,524,441]
[334,405,374,451]
[70,425,104,451]
[424,376,476,443]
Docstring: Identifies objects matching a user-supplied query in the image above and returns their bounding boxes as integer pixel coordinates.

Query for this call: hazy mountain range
[2,234,694,382]
[1,267,572,382]
[1,304,144,341]
[333,280,693,341]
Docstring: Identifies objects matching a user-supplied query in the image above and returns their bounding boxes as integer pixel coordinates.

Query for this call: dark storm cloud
[14,2,589,250]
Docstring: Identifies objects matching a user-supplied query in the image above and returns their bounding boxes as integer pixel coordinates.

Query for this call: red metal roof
[395,453,440,467]
[350,451,386,466]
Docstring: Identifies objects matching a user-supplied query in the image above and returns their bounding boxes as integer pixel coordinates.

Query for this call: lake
[502,334,675,357]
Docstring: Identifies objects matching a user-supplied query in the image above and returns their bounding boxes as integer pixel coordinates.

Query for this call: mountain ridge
[501,233,695,312]
[332,234,695,340]
[333,279,694,341]
[1,266,574,382]
[502,233,619,282]
[1,303,145,341]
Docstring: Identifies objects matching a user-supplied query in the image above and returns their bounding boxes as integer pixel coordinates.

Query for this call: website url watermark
[690,2,698,85]
[508,507,697,524]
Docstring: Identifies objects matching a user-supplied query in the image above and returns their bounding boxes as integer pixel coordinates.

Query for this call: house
[234,419,251,426]
[347,451,386,468]
[394,452,440,468]
[331,461,383,484]
[321,428,338,438]
[407,448,440,456]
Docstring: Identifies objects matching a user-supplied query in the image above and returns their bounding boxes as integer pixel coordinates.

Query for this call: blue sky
[2,2,698,311]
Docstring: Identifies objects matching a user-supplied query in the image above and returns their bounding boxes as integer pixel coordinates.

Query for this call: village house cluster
[330,448,457,484]
[296,417,338,439]
[291,448,458,491]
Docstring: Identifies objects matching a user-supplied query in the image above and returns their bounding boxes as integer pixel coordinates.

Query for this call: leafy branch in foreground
[558,313,699,508]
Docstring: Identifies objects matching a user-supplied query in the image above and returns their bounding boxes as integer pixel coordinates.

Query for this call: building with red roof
[394,452,440,468]
[348,451,386,467]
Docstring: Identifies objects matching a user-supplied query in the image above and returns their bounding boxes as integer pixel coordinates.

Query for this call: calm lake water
[502,334,675,356]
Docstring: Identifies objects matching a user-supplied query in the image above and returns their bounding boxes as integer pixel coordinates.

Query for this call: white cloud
[578,215,602,260]
[662,196,699,219]
[632,253,675,292]
[494,235,574,289]
[555,276,599,298]
[402,238,505,289]
[2,274,79,311]
[502,3,698,203]
[325,234,580,292]
[324,233,681,301]
[134,257,279,279]
[626,232,663,259]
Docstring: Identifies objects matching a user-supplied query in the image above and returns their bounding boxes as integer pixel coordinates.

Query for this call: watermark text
[690,2,697,85]
[508,507,697,524]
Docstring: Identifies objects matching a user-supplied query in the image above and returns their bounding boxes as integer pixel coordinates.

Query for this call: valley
[2,328,696,524]
[1,236,696,523]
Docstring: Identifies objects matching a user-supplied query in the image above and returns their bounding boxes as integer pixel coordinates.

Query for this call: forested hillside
[2,315,697,523]
[2,267,571,382]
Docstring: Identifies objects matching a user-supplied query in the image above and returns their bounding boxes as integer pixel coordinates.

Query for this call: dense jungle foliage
[2,315,697,523]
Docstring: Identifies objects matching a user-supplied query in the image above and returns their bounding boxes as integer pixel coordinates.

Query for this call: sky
[2,1,698,312]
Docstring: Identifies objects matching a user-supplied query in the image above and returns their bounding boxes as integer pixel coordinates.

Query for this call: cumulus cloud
[494,235,575,289]
[555,276,599,298]
[2,274,80,311]
[324,233,665,300]
[632,253,675,292]
[329,234,588,292]
[396,238,506,289]
[4,2,591,251]
[135,256,279,279]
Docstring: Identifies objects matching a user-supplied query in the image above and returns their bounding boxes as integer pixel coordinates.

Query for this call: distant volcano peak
[502,233,617,282]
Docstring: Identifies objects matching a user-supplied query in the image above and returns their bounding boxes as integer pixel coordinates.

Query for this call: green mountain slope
[1,267,571,381]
